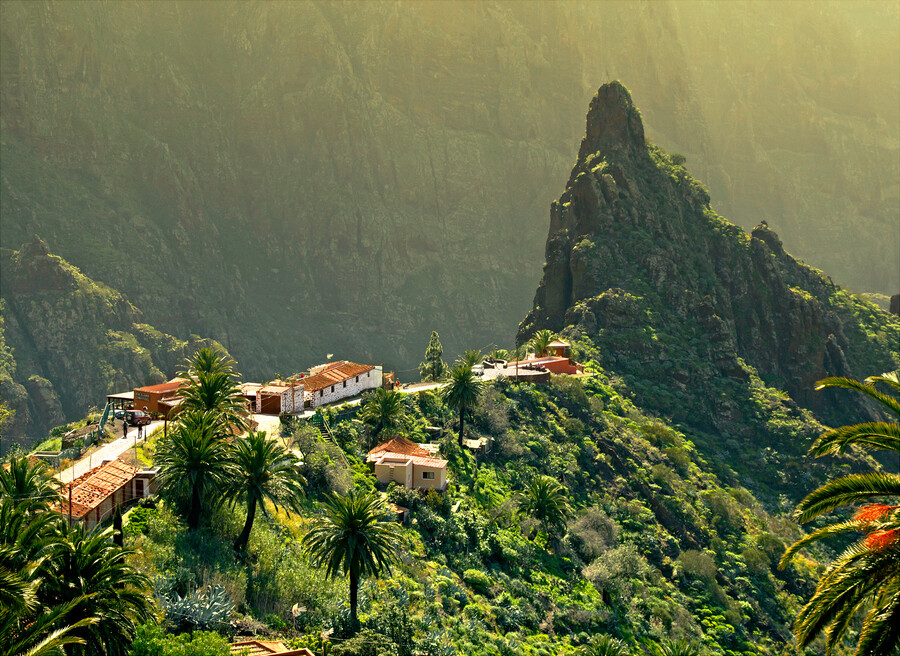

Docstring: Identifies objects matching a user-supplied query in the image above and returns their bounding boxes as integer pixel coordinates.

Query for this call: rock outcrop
[520,82,900,432]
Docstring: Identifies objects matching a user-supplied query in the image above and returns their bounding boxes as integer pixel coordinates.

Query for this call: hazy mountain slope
[519,82,900,501]
[1,1,896,380]
[0,237,222,444]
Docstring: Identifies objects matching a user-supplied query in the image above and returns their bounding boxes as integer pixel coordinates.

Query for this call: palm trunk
[349,567,360,630]
[458,406,465,448]
[188,482,202,531]
[234,496,257,552]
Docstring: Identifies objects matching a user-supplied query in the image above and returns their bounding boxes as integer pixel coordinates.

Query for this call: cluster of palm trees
[1,457,152,656]
[158,349,404,632]
[156,349,306,552]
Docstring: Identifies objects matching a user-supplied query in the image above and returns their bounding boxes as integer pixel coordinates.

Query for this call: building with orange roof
[367,437,447,491]
[133,378,188,414]
[229,640,313,656]
[300,360,382,409]
[54,459,158,531]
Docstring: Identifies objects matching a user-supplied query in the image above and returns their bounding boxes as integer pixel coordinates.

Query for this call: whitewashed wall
[306,366,383,408]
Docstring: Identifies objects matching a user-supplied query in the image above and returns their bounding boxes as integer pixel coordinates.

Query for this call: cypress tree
[418,331,446,382]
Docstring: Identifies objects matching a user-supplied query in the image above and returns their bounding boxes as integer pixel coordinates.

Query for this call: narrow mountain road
[56,420,162,484]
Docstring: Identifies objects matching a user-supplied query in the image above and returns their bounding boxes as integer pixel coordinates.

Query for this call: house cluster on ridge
[482,339,584,383]
[107,359,384,418]
[367,437,448,492]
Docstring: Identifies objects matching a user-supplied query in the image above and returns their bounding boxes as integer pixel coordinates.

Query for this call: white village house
[301,361,383,408]
[248,361,383,414]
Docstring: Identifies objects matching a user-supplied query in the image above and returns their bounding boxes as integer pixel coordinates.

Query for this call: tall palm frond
[518,475,573,538]
[0,456,58,511]
[792,472,900,524]
[529,329,555,358]
[783,372,900,655]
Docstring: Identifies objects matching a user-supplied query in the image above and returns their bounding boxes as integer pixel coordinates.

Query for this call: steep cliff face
[0,1,896,379]
[520,82,900,436]
[0,238,221,444]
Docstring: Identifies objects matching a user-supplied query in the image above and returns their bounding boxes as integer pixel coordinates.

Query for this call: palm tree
[529,329,556,358]
[581,635,631,656]
[441,363,484,447]
[648,640,704,656]
[0,498,100,656]
[359,388,409,445]
[519,475,573,541]
[488,348,510,362]
[155,410,236,530]
[0,456,58,510]
[302,489,403,628]
[457,349,483,368]
[177,348,248,434]
[226,431,306,552]
[42,525,152,656]
[780,372,900,655]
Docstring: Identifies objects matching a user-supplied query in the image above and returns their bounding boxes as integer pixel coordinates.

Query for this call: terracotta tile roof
[302,361,375,393]
[241,383,263,395]
[548,339,571,348]
[372,453,448,469]
[229,640,313,655]
[134,380,186,394]
[368,436,429,459]
[55,460,138,519]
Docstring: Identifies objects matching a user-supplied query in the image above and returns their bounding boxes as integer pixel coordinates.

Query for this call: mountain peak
[577,81,645,162]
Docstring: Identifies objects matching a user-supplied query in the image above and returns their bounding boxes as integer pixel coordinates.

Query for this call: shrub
[128,623,231,656]
[462,569,492,595]
[568,508,618,561]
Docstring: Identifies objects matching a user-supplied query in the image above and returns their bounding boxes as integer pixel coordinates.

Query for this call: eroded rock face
[0,241,223,445]
[521,82,900,428]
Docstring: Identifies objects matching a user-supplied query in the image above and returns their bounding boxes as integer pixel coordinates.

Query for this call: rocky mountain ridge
[520,82,899,494]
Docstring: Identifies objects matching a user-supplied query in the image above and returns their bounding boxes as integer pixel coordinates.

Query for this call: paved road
[56,420,162,484]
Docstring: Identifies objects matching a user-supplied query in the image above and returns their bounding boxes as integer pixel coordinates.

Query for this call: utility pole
[68,484,73,528]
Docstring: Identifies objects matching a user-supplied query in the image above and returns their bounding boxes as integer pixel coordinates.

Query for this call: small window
[330,385,334,393]
[355,375,359,382]
[343,381,346,388]
[319,390,323,397]
[422,471,435,480]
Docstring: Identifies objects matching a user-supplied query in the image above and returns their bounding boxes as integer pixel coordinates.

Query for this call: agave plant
[163,585,234,633]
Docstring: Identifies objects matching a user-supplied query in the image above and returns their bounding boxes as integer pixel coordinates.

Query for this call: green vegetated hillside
[79,86,898,656]
[1,1,897,382]
[0,237,222,443]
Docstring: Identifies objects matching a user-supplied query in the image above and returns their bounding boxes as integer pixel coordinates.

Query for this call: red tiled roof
[368,436,429,459]
[229,640,313,656]
[55,460,138,519]
[302,361,375,393]
[548,339,571,347]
